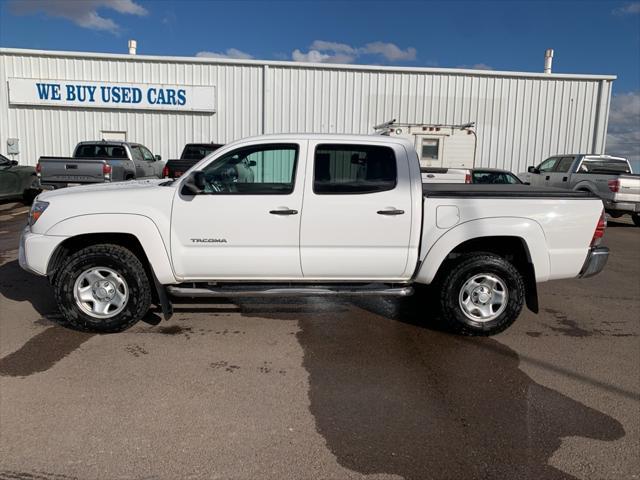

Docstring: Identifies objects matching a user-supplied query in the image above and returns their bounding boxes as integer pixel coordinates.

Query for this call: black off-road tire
[53,244,151,333]
[438,253,525,336]
[632,213,640,227]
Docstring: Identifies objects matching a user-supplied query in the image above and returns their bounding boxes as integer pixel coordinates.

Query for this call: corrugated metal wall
[0,49,613,174]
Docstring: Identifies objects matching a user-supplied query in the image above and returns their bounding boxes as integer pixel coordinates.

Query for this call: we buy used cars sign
[8,78,216,112]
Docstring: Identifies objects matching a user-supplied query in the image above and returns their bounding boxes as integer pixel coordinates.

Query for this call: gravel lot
[0,202,638,480]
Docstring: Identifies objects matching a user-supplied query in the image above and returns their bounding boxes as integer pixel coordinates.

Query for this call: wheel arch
[45,214,176,284]
[415,217,549,312]
[572,180,598,194]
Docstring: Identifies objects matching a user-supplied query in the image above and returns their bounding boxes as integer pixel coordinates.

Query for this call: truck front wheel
[439,253,525,336]
[53,244,151,332]
[632,213,640,227]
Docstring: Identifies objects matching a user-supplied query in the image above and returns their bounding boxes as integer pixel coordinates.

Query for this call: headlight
[29,200,49,226]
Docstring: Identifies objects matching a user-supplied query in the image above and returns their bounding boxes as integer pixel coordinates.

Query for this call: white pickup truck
[20,134,609,336]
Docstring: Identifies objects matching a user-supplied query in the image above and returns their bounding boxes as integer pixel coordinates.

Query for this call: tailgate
[39,157,106,184]
[615,175,640,203]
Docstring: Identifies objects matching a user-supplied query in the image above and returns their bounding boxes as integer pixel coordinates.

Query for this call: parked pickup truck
[38,141,164,189]
[523,154,640,226]
[20,134,609,336]
[163,143,224,179]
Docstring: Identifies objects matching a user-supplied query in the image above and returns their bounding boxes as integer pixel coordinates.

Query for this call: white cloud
[196,48,254,60]
[310,40,358,55]
[456,63,494,71]
[9,0,147,34]
[361,42,417,61]
[612,2,640,15]
[292,40,417,64]
[292,49,355,64]
[606,92,640,163]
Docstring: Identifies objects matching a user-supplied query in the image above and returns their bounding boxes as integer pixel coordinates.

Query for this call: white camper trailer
[374,120,477,169]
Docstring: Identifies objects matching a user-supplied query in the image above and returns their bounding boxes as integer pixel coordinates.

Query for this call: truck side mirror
[248,160,256,167]
[527,166,539,174]
[182,170,206,195]
[155,154,162,161]
[10,160,18,166]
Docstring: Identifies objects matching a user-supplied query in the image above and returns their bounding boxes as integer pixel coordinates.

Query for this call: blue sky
[1,0,639,160]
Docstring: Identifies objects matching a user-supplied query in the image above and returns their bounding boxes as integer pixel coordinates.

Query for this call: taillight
[103,163,112,180]
[464,172,472,184]
[162,165,169,178]
[35,163,41,177]
[608,179,620,193]
[591,210,607,246]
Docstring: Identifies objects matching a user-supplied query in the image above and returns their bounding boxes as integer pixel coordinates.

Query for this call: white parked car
[20,134,609,336]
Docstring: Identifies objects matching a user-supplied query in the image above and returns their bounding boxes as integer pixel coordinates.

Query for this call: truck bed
[423,184,594,198]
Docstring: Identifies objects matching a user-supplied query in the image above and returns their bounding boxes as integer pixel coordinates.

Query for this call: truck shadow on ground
[0,259,94,377]
[236,296,625,480]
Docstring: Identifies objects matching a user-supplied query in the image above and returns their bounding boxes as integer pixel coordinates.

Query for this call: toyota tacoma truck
[523,154,640,226]
[37,141,164,189]
[20,134,609,336]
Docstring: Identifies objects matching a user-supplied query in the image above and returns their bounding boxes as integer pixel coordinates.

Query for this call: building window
[313,144,397,194]
[421,139,439,160]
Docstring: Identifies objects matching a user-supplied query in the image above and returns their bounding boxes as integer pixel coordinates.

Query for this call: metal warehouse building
[0,47,615,172]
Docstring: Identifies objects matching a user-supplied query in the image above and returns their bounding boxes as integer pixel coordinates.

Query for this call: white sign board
[8,78,216,112]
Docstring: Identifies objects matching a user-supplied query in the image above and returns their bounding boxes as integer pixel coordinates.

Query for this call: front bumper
[19,226,66,276]
[578,246,609,278]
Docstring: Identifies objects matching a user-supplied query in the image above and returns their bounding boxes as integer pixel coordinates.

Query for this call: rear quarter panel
[416,197,603,284]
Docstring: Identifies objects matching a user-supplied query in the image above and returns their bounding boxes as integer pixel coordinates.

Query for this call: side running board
[167,284,414,298]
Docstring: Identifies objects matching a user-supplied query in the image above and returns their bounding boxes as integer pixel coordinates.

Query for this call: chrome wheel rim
[73,267,129,319]
[458,273,508,322]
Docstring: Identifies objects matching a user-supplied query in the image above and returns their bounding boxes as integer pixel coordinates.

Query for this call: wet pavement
[0,202,638,480]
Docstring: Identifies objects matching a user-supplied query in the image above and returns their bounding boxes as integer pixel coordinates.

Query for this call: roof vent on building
[128,39,137,55]
[544,48,554,74]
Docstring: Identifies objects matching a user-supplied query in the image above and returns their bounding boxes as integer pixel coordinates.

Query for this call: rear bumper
[578,246,609,278]
[603,200,640,213]
[40,181,107,190]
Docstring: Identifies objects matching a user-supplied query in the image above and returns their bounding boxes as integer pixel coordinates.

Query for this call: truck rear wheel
[53,244,151,333]
[438,253,525,336]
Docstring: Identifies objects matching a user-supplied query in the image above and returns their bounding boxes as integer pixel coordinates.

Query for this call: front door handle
[269,208,298,215]
[377,209,405,216]
[545,175,550,180]
[562,176,568,182]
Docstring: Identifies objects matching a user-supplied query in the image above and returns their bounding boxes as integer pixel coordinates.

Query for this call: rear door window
[313,144,397,194]
[130,146,144,162]
[554,156,575,172]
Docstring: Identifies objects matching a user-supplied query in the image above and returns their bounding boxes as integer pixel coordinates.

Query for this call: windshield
[75,144,128,159]
[182,144,223,160]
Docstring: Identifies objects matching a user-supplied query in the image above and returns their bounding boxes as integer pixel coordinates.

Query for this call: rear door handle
[269,208,298,215]
[562,176,568,182]
[377,209,405,216]
[545,175,550,180]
